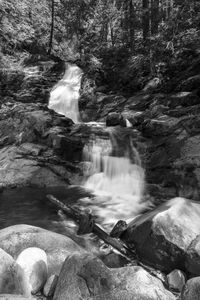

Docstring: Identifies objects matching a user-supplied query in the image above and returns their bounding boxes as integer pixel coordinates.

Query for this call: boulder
[181,277,200,300]
[43,274,58,297]
[0,249,21,294]
[178,75,200,92]
[121,198,200,273]
[16,248,47,296]
[0,296,34,300]
[106,112,126,127]
[0,225,83,276]
[54,253,175,300]
[167,269,186,292]
[186,235,200,275]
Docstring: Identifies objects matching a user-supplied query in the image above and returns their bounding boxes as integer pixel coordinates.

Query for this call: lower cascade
[82,126,145,227]
[48,62,82,123]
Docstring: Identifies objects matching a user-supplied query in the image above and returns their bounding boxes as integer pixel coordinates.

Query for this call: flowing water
[82,126,145,228]
[1,63,145,234]
[48,62,83,123]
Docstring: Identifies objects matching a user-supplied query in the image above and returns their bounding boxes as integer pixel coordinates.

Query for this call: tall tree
[48,0,55,55]
[142,0,150,43]
[151,0,159,35]
[129,0,135,50]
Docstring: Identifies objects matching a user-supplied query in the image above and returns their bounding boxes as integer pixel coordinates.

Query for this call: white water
[82,128,145,228]
[48,63,82,123]
[49,63,145,229]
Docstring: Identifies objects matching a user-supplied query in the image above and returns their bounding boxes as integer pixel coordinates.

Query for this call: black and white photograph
[0,0,200,299]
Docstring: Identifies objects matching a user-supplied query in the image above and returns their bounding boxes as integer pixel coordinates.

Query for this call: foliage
[0,0,199,92]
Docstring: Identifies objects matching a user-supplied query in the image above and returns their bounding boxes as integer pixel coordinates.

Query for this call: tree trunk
[151,0,159,35]
[48,0,55,55]
[142,0,150,43]
[129,0,135,51]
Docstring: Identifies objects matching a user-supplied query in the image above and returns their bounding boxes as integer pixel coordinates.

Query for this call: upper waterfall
[48,63,82,123]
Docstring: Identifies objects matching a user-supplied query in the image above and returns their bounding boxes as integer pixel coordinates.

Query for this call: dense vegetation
[0,0,200,92]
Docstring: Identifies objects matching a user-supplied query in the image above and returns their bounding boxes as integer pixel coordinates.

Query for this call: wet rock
[0,248,21,294]
[106,112,126,127]
[168,92,200,108]
[181,277,200,300]
[16,248,47,296]
[43,274,58,297]
[121,198,200,273]
[0,225,83,276]
[0,102,84,188]
[178,75,200,92]
[167,269,186,292]
[54,253,175,300]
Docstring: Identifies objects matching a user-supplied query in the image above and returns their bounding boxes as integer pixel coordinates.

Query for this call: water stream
[48,62,83,123]
[1,63,145,233]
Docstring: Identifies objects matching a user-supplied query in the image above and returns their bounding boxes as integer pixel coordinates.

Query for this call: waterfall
[48,63,82,123]
[82,126,145,228]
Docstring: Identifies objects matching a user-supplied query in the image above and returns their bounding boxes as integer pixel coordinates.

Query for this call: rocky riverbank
[1,197,200,299]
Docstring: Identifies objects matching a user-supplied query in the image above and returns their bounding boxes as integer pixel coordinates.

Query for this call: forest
[0,0,200,300]
[1,0,200,92]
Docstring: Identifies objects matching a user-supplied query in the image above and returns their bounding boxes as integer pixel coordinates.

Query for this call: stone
[121,198,200,273]
[0,225,83,277]
[106,112,126,127]
[54,253,175,300]
[0,296,35,300]
[167,269,186,292]
[0,248,21,294]
[16,247,48,296]
[185,235,200,275]
[178,75,200,92]
[43,274,58,297]
[181,277,200,300]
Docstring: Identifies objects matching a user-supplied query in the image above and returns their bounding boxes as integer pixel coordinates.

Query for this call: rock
[0,248,21,294]
[16,247,48,296]
[167,269,186,292]
[54,253,175,300]
[143,77,161,91]
[121,198,200,273]
[0,296,35,300]
[168,92,200,108]
[0,146,70,188]
[186,235,200,275]
[0,225,83,276]
[106,112,126,127]
[43,274,58,297]
[0,101,84,188]
[178,75,200,92]
[181,277,200,300]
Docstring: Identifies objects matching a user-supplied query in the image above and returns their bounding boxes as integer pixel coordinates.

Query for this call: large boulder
[0,249,21,294]
[54,253,175,300]
[121,198,200,274]
[0,225,84,276]
[16,247,48,296]
[181,277,200,300]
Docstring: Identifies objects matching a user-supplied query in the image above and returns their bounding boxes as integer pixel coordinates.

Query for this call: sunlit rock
[0,225,83,277]
[16,247,47,296]
[54,253,175,300]
[121,197,200,273]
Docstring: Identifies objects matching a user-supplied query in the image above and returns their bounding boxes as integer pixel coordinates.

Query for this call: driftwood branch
[46,194,136,261]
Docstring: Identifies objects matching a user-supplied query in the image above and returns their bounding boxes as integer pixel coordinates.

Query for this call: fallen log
[46,194,136,261]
